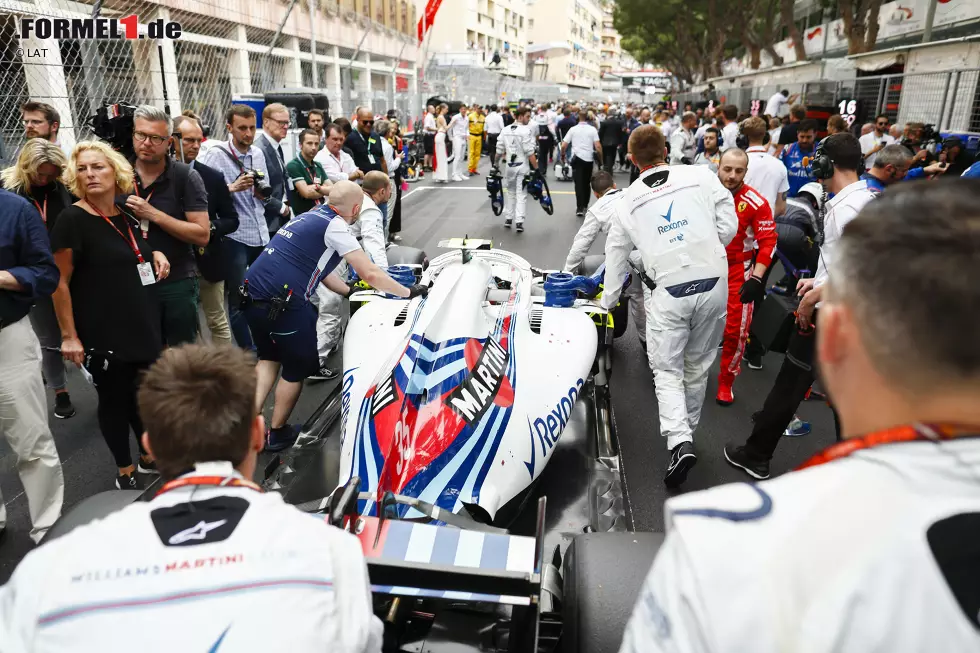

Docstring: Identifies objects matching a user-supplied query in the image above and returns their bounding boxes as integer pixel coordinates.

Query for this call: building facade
[599,0,637,77]
[527,0,603,88]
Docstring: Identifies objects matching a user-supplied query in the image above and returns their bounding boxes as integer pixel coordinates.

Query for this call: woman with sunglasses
[50,140,170,490]
[0,139,77,419]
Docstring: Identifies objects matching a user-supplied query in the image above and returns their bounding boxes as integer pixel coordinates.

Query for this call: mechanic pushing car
[601,125,737,488]
[0,344,384,652]
[495,106,539,232]
[620,180,980,653]
[243,181,428,452]
[714,149,777,406]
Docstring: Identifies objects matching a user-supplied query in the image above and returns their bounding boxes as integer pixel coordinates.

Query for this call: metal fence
[673,69,980,135]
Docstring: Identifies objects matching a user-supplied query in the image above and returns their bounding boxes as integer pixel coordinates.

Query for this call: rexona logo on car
[447,337,511,424]
[19,15,182,40]
[525,378,585,476]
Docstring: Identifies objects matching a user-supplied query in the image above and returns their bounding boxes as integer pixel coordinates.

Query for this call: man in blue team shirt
[861,144,950,191]
[243,181,428,452]
[781,118,818,197]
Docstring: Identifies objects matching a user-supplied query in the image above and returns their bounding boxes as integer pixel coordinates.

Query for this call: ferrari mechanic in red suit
[715,149,777,405]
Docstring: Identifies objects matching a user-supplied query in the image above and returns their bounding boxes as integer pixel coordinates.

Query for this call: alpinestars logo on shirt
[169,519,228,545]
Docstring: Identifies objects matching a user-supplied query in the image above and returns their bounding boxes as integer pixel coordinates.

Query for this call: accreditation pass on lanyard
[87,201,155,286]
[134,186,154,239]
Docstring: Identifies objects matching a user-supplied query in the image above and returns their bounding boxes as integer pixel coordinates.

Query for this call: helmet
[798,181,824,209]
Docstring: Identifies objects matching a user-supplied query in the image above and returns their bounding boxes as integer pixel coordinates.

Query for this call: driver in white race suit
[602,126,737,488]
[620,180,980,653]
[0,345,383,653]
[495,106,539,232]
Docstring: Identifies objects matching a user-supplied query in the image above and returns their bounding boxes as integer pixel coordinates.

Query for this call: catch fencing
[672,69,980,135]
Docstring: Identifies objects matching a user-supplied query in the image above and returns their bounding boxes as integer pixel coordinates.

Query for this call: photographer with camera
[200,104,276,351]
[128,106,210,347]
[938,136,972,177]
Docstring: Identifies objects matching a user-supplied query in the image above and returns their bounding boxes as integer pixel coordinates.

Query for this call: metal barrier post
[834,81,842,107]
[944,70,961,131]
[876,76,887,116]
[801,82,808,105]
[937,72,951,131]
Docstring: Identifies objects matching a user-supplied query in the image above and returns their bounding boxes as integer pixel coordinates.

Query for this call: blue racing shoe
[264,424,298,452]
[783,416,812,437]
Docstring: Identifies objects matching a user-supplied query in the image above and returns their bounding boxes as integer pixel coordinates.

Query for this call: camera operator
[938,136,971,177]
[173,115,239,346]
[725,133,875,480]
[0,344,383,651]
[200,104,275,351]
[255,103,294,233]
[128,105,210,347]
[244,181,427,452]
[622,180,980,653]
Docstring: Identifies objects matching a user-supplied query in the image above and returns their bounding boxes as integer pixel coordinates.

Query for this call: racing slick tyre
[579,255,629,339]
[562,533,665,653]
[43,490,143,542]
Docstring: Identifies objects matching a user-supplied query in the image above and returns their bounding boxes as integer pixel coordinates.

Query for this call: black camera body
[87,102,138,159]
[241,168,273,199]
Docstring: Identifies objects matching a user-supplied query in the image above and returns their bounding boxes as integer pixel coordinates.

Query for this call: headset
[810,140,835,180]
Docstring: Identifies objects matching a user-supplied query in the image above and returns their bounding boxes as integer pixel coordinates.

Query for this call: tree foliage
[837,0,884,54]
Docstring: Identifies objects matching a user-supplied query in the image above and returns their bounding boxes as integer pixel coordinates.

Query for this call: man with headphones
[725,133,876,480]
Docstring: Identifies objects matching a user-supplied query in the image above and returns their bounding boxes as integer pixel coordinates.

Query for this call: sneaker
[516,222,524,233]
[783,417,812,437]
[470,170,481,176]
[137,456,159,475]
[716,382,734,406]
[452,175,463,182]
[264,425,298,452]
[504,218,512,228]
[389,233,402,243]
[115,472,139,490]
[746,353,764,370]
[54,392,75,419]
[309,364,339,382]
[723,444,770,480]
[575,210,585,217]
[664,441,697,488]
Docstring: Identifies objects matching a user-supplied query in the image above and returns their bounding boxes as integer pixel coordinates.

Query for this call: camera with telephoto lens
[87,102,138,159]
[240,168,273,199]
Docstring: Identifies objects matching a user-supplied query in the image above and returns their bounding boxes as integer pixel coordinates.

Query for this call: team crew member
[485,105,504,167]
[668,112,697,165]
[0,187,63,543]
[0,344,383,651]
[495,107,539,233]
[128,105,211,346]
[1,139,77,418]
[718,105,739,152]
[351,171,390,267]
[694,127,721,171]
[448,104,470,182]
[782,118,818,197]
[622,181,980,653]
[602,126,737,488]
[561,112,602,217]
[725,133,875,479]
[535,108,557,173]
[859,113,896,168]
[714,150,777,405]
[741,116,789,216]
[286,129,331,216]
[763,88,798,117]
[562,171,646,347]
[468,106,485,175]
[773,104,806,159]
[243,182,427,452]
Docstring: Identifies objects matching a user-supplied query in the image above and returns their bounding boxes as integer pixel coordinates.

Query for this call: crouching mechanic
[602,126,737,487]
[562,171,645,347]
[244,181,427,452]
[620,180,980,653]
[496,107,538,232]
[715,149,776,405]
[0,344,383,652]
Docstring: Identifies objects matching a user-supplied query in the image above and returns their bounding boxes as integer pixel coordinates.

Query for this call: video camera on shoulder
[86,102,137,159]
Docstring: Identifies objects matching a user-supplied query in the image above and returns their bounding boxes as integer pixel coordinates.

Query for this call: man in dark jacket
[254,103,293,234]
[598,109,625,173]
[174,116,240,345]
[0,188,64,543]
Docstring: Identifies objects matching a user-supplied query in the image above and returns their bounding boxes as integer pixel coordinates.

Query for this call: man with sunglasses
[859,113,896,169]
[345,108,388,178]
[127,105,211,347]
[255,103,294,234]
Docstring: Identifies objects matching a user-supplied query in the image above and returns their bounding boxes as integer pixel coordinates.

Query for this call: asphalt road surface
[0,152,836,582]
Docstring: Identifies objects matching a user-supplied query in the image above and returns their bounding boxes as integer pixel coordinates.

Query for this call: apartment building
[527,0,604,88]
[599,0,638,76]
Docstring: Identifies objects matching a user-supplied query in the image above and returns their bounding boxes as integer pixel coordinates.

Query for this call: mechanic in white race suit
[0,344,383,653]
[602,125,737,488]
[620,180,980,653]
[495,106,539,232]
[562,170,646,347]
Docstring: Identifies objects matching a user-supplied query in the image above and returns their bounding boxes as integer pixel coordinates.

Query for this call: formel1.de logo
[19,15,182,40]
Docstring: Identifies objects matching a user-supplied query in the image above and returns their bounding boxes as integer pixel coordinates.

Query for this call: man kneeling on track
[244,181,427,452]
[0,344,384,652]
[620,180,980,653]
[562,170,646,347]
[601,125,737,488]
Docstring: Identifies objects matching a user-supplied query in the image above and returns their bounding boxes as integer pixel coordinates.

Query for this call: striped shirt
[199,140,271,247]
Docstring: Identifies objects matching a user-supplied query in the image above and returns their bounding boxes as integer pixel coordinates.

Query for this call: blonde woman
[433,104,449,183]
[1,139,76,418]
[50,140,170,489]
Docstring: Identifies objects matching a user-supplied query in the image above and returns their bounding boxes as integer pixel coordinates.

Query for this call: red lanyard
[797,423,979,471]
[155,475,263,498]
[639,163,668,174]
[85,200,145,264]
[133,182,154,204]
[31,194,47,224]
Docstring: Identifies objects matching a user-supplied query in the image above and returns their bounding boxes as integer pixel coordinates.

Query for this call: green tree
[837,0,885,54]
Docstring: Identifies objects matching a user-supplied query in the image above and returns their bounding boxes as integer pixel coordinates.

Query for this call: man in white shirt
[448,104,470,182]
[561,112,602,217]
[485,104,505,167]
[350,171,390,267]
[315,124,365,183]
[622,177,980,653]
[0,344,384,653]
[422,105,437,172]
[763,89,798,118]
[718,104,739,153]
[741,116,789,216]
[859,113,896,168]
[668,112,698,165]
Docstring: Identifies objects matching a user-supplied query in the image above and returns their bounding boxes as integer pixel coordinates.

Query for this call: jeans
[572,159,594,212]
[199,278,232,345]
[156,277,200,347]
[28,294,67,391]
[225,239,264,350]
